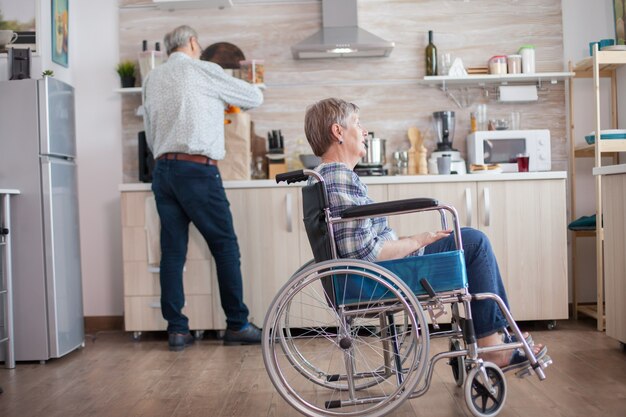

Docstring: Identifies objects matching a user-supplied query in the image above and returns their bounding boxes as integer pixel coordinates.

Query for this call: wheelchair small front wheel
[464,362,507,417]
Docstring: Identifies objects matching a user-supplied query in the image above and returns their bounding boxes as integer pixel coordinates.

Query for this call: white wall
[2,1,123,316]
[72,0,123,316]
[561,0,615,302]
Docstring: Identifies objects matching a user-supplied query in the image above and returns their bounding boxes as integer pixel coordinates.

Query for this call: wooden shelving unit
[568,46,626,330]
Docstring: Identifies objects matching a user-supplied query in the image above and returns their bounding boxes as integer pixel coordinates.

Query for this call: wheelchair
[262,169,552,417]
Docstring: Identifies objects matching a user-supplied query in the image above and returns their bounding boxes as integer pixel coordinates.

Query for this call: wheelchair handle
[276,170,308,184]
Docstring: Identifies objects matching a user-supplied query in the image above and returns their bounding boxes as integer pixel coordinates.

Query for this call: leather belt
[157,153,218,166]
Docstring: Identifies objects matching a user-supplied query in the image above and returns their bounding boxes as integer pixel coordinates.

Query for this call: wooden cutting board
[200,42,246,69]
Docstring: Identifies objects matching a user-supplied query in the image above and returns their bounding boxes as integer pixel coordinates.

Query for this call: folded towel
[568,214,596,231]
[145,195,161,266]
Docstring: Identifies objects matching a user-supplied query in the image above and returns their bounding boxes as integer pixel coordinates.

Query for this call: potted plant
[116,60,136,88]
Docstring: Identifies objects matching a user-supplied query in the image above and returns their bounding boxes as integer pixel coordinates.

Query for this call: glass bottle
[425,30,437,76]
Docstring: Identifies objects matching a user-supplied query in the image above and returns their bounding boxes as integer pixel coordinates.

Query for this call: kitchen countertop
[119,171,567,191]
[592,164,626,176]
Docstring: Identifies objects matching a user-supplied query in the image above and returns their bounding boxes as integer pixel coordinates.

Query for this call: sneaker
[223,323,262,346]
[168,332,195,352]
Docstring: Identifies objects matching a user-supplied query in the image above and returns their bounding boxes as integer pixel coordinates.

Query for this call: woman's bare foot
[478,332,545,368]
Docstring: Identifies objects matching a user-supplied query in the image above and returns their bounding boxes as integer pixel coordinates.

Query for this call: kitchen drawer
[123,259,212,296]
[124,294,214,331]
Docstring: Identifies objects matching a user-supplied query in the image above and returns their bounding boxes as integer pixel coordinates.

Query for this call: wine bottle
[425,30,437,76]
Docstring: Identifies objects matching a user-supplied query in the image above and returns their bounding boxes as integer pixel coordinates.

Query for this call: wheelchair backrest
[302,181,334,263]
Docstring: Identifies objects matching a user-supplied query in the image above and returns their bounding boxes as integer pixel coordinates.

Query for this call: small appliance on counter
[467,129,551,172]
[355,132,388,176]
[428,111,467,174]
[138,131,154,182]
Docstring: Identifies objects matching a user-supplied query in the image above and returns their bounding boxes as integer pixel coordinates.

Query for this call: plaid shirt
[313,163,397,262]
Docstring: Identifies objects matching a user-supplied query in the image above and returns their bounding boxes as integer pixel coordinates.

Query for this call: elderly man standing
[142,25,264,351]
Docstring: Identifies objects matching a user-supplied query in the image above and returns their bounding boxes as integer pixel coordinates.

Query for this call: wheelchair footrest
[514,354,553,379]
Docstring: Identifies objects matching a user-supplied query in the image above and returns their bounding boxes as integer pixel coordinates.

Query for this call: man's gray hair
[163,25,198,55]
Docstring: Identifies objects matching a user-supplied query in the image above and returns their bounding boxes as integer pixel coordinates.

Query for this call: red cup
[517,155,529,172]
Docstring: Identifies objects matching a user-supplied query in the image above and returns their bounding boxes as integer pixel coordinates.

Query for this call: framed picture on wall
[0,0,38,53]
[51,0,67,66]
[615,0,625,45]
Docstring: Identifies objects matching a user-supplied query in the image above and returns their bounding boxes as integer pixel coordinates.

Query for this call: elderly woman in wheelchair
[262,98,552,417]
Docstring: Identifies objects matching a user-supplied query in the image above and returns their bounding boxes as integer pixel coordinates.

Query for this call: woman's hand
[410,230,452,248]
[377,229,452,261]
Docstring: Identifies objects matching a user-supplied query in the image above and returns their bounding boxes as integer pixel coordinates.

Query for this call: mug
[0,30,18,47]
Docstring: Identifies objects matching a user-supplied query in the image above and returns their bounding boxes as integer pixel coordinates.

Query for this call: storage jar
[488,55,507,75]
[239,59,265,84]
[518,45,536,74]
[506,54,522,74]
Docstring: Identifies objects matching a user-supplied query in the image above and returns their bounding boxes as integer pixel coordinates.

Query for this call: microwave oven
[466,129,551,172]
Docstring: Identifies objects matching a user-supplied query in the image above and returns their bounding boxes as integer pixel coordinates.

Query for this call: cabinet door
[603,174,626,343]
[387,182,477,233]
[215,187,304,328]
[476,180,568,321]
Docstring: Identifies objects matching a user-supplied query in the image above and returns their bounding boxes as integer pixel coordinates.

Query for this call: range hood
[292,0,394,59]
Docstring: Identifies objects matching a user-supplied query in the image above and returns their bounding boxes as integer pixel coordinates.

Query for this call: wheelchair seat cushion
[333,250,468,304]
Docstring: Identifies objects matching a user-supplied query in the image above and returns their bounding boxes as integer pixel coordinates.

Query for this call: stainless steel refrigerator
[0,78,84,361]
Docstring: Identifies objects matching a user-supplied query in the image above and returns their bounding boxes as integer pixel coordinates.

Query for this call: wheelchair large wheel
[464,362,507,417]
[263,259,430,417]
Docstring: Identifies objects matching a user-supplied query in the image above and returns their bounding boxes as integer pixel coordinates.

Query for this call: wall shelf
[114,87,142,94]
[422,72,573,88]
[422,72,573,108]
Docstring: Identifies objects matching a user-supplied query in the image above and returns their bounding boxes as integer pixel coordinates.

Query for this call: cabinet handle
[286,192,293,233]
[483,187,491,227]
[465,187,472,227]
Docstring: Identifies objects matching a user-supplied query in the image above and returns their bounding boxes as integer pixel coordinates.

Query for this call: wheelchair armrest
[341,198,439,219]
[276,170,308,184]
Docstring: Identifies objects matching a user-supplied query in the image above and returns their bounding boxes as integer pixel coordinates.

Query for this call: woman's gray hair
[163,25,198,55]
[304,98,359,157]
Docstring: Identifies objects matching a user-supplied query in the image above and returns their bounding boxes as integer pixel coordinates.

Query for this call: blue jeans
[424,227,509,338]
[152,159,249,333]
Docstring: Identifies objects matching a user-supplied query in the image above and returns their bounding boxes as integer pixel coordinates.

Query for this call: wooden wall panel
[119,0,567,183]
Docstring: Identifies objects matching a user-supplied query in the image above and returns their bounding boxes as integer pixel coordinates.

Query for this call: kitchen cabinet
[120,191,215,338]
[568,47,626,330]
[596,166,626,346]
[218,186,305,328]
[120,176,566,334]
[387,177,568,323]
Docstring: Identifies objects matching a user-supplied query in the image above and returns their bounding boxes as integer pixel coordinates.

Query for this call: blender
[428,111,467,174]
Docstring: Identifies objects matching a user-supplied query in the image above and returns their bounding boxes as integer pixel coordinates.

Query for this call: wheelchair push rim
[262,259,430,417]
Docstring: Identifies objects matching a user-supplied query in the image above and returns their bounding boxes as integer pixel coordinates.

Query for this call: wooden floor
[1,319,625,417]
